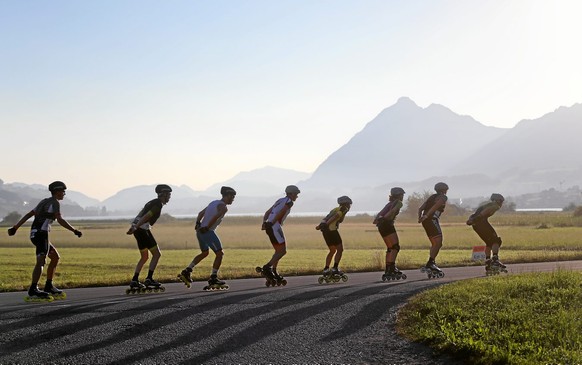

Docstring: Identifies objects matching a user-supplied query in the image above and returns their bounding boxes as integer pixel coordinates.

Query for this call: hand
[317,223,329,231]
[466,218,473,226]
[126,226,136,235]
[199,226,209,234]
[418,215,427,223]
[73,229,82,238]
[195,221,201,230]
[7,227,17,236]
[262,221,272,231]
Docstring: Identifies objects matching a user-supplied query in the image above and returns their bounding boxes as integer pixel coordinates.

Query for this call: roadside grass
[397,270,582,365]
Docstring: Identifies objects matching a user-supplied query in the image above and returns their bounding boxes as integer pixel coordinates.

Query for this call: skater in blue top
[467,193,507,274]
[126,184,172,292]
[257,185,300,286]
[418,182,448,277]
[316,195,352,282]
[374,187,406,281]
[7,181,82,301]
[178,186,236,290]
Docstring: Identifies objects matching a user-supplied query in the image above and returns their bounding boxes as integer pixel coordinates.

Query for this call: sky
[1,0,582,200]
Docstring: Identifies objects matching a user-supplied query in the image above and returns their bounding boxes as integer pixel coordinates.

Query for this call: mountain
[450,103,582,196]
[301,97,507,192]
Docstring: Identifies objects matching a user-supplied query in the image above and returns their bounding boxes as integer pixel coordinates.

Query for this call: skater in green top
[316,196,352,280]
[467,193,506,273]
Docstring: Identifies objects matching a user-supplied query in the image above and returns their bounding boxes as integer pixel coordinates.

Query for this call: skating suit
[469,201,501,246]
[320,206,348,246]
[30,197,60,256]
[420,193,447,238]
[197,200,227,252]
[376,200,403,237]
[131,198,164,250]
[265,196,294,244]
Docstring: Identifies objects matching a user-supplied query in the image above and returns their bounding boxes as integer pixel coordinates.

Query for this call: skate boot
[256,264,277,287]
[331,267,348,283]
[25,286,54,303]
[421,261,444,279]
[203,274,229,291]
[488,258,508,275]
[272,270,287,286]
[318,268,331,284]
[126,280,146,295]
[44,282,66,299]
[144,278,165,293]
[178,268,193,288]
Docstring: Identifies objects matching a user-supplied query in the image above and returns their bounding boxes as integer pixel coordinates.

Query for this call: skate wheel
[341,275,348,282]
[222,285,229,290]
[255,266,262,273]
[318,277,324,284]
[265,280,270,287]
[401,274,407,280]
[382,275,387,282]
[281,279,287,286]
[438,272,445,278]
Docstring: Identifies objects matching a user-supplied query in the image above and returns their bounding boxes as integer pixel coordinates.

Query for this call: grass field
[1,213,582,291]
[397,270,582,364]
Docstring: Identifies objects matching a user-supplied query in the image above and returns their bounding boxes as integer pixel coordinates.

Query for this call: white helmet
[285,185,300,194]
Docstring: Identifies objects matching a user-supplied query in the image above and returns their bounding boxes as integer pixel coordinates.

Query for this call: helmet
[285,185,300,194]
[155,184,172,194]
[48,181,67,192]
[434,182,449,192]
[337,196,352,205]
[220,186,236,196]
[490,193,505,202]
[390,187,405,196]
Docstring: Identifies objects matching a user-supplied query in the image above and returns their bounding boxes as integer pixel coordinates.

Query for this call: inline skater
[418,182,449,277]
[7,181,82,301]
[316,195,352,283]
[467,193,506,274]
[257,185,300,285]
[178,186,236,290]
[126,184,172,292]
[373,187,406,281]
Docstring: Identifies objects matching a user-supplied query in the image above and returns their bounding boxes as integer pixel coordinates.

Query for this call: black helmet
[390,187,405,196]
[285,185,300,194]
[220,186,236,196]
[434,182,449,192]
[155,184,172,194]
[490,193,505,202]
[337,196,352,205]
[48,181,67,192]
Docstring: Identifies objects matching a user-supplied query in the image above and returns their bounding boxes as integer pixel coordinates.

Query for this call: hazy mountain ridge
[3,98,582,216]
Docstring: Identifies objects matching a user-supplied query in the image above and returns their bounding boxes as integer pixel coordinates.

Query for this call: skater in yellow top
[178,186,236,290]
[418,182,448,278]
[316,196,352,283]
[126,184,172,293]
[373,187,406,281]
[7,181,82,301]
[467,193,507,275]
[257,185,300,286]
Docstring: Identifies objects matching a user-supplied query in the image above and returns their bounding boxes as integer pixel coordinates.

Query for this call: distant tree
[573,206,582,217]
[499,201,516,212]
[563,202,577,212]
[402,191,432,218]
[2,211,21,226]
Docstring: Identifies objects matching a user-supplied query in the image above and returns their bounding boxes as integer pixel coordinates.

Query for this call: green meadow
[1,213,581,291]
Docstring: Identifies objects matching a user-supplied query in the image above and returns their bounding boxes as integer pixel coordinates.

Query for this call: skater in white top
[178,186,236,289]
[259,185,300,283]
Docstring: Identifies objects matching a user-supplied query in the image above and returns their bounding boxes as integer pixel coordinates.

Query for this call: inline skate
[382,266,407,281]
[203,275,229,291]
[24,286,54,303]
[255,265,278,287]
[178,268,193,288]
[420,261,445,279]
[44,282,67,300]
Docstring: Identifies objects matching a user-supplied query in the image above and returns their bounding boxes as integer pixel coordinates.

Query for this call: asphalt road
[1,260,581,365]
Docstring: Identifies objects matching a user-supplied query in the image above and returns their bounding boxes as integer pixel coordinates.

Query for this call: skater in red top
[7,181,82,301]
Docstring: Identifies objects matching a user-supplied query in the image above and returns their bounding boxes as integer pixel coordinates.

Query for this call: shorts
[133,228,158,251]
[266,222,286,245]
[196,230,223,252]
[422,218,442,238]
[30,230,54,256]
[377,220,397,237]
[322,229,342,246]
[472,220,500,247]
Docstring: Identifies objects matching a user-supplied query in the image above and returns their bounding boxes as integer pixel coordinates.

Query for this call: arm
[57,214,82,237]
[195,208,206,230]
[417,202,427,222]
[7,210,35,236]
[420,196,446,222]
[126,211,153,235]
[317,212,340,230]
[261,207,273,230]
